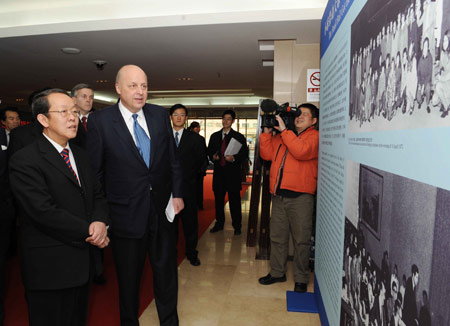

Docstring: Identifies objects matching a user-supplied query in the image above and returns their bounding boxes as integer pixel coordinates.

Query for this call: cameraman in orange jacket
[258,103,319,293]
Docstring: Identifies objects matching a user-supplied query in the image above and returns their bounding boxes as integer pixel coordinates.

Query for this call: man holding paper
[87,65,183,326]
[207,110,248,235]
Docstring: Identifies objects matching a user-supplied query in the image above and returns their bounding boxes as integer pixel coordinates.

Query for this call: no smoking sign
[307,69,320,102]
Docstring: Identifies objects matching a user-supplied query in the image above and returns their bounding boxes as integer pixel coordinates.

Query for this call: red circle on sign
[310,72,320,87]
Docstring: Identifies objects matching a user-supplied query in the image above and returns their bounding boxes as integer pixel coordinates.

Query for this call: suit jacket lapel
[71,145,87,189]
[143,105,156,170]
[38,136,80,187]
[178,129,188,150]
[111,105,147,168]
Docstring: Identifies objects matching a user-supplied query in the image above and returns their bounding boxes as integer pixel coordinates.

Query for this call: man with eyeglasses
[9,88,109,326]
[169,104,207,266]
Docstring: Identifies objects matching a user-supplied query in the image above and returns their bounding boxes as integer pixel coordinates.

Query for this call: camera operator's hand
[274,115,286,132]
[263,127,273,134]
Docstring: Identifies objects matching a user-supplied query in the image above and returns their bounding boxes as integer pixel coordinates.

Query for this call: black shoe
[210,225,224,233]
[234,229,241,236]
[188,257,201,266]
[93,273,106,285]
[258,273,286,285]
[294,282,307,293]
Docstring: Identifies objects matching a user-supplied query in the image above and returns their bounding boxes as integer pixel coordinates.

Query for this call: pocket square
[1,145,7,151]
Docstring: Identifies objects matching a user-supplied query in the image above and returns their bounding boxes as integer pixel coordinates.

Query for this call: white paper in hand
[224,138,242,156]
[165,193,175,222]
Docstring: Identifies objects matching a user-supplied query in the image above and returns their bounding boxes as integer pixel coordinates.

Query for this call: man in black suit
[71,83,106,284]
[9,89,109,326]
[207,110,248,235]
[169,104,207,266]
[403,264,419,326]
[0,107,21,147]
[0,133,14,326]
[71,83,94,148]
[87,65,183,326]
[188,121,208,210]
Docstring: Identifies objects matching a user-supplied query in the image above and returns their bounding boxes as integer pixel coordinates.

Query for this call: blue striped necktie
[60,148,79,183]
[132,114,151,167]
[175,131,179,147]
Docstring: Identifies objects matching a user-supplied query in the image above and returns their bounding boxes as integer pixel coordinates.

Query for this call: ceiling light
[61,47,81,54]
[259,40,274,51]
[177,77,193,81]
[262,60,274,67]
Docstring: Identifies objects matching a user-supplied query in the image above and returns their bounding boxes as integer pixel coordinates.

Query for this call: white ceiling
[0,1,325,111]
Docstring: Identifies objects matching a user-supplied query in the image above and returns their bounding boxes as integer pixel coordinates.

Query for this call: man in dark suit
[207,109,248,235]
[0,107,21,147]
[0,133,14,326]
[169,104,207,266]
[71,83,106,284]
[87,65,183,326]
[188,121,208,210]
[71,83,94,148]
[403,264,419,326]
[9,89,109,326]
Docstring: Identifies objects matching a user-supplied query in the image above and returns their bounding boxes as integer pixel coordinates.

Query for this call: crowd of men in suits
[350,0,450,126]
[0,64,249,326]
[342,223,431,326]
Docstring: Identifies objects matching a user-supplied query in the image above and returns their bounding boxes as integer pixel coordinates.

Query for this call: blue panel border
[321,0,354,57]
[314,273,330,326]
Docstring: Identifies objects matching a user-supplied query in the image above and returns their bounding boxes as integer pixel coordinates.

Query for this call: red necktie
[60,148,79,183]
[81,117,88,131]
[220,135,227,167]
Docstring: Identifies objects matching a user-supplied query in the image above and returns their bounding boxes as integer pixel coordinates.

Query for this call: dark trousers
[213,190,242,231]
[175,192,198,260]
[196,175,204,209]
[25,283,90,326]
[111,218,178,326]
[92,247,104,277]
[0,217,13,326]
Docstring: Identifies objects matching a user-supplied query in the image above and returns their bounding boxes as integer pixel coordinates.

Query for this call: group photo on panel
[349,0,450,133]
[0,60,321,326]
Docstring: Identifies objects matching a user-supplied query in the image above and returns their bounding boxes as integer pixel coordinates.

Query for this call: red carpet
[4,174,250,326]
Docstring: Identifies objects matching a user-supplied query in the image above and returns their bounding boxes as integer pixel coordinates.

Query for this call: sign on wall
[307,69,320,102]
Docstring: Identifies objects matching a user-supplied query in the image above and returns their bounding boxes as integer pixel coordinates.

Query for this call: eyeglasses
[48,110,81,117]
[172,114,186,117]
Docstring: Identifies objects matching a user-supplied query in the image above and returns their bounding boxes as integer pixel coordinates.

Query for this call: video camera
[260,99,301,131]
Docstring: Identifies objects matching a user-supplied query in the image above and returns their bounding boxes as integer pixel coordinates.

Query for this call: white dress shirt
[172,128,184,140]
[42,132,80,185]
[118,101,150,145]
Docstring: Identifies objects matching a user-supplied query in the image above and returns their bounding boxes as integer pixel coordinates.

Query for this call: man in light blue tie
[87,65,184,326]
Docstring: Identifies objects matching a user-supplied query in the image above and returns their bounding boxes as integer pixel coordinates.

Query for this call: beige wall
[273,40,320,107]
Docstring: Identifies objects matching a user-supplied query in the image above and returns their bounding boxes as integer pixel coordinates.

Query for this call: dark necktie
[175,131,179,147]
[60,148,79,183]
[132,114,151,167]
[81,116,88,131]
[220,134,227,167]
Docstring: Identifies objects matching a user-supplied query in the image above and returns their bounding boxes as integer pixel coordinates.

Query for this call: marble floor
[140,189,322,326]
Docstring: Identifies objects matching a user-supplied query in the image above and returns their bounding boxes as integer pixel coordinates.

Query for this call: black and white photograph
[341,161,450,325]
[349,0,450,133]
